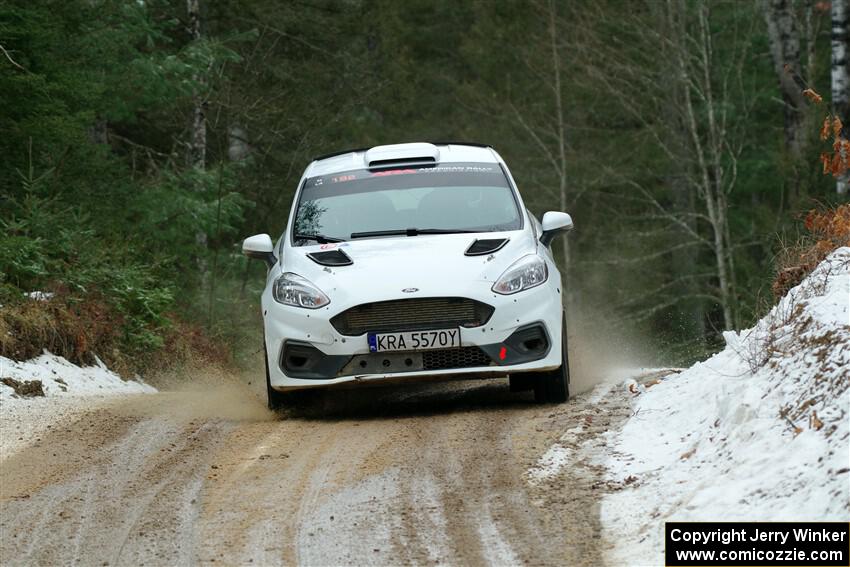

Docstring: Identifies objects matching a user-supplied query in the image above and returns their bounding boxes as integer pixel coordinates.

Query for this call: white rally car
[243,142,574,409]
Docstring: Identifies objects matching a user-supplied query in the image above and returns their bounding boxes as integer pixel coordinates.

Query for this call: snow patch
[26,291,54,301]
[527,444,572,484]
[0,351,155,403]
[600,247,850,566]
[525,374,676,486]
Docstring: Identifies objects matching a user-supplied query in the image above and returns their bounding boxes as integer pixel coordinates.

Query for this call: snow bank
[26,291,54,301]
[601,247,850,566]
[0,351,155,403]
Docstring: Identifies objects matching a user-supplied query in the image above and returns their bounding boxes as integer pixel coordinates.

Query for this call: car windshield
[292,162,521,244]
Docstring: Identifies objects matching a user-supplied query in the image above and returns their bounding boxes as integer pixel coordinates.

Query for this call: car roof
[305,142,500,177]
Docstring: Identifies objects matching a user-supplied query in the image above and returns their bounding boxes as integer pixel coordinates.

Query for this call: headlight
[273,272,330,308]
[492,255,548,294]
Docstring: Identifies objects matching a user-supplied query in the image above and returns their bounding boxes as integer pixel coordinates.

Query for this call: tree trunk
[187,0,208,277]
[665,0,706,341]
[89,118,108,145]
[673,0,736,330]
[832,0,849,194]
[188,0,206,170]
[547,0,573,308]
[764,0,808,199]
[672,173,706,341]
[228,125,250,161]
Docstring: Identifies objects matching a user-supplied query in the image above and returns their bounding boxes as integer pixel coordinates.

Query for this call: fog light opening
[288,355,308,368]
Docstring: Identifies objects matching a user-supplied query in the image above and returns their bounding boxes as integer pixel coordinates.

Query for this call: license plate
[368,328,460,353]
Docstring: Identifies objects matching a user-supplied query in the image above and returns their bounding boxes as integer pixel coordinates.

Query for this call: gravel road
[0,374,635,566]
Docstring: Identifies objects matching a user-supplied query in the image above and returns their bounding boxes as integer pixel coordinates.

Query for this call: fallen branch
[0,43,29,73]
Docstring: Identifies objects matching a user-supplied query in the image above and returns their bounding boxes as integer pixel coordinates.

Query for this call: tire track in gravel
[1,376,639,566]
[0,396,238,566]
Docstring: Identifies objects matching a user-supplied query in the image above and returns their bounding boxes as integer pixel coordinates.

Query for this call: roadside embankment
[599,247,850,564]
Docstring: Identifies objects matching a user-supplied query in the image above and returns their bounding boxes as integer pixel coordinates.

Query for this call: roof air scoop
[465,238,509,256]
[365,143,440,169]
[307,249,353,267]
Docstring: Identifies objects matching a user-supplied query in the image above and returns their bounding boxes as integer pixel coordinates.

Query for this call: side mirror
[242,234,276,268]
[540,211,574,247]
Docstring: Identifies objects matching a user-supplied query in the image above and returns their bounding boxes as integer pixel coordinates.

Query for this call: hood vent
[367,157,435,170]
[364,143,440,169]
[307,249,353,267]
[465,238,509,256]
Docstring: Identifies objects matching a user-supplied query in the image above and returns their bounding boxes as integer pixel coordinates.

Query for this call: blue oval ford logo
[402,288,419,293]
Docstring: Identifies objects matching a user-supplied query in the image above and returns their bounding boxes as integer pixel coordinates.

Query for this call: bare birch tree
[833,0,849,194]
[487,0,573,305]
[187,0,208,271]
[188,0,207,170]
[763,0,812,201]
[546,0,570,282]
[578,0,756,331]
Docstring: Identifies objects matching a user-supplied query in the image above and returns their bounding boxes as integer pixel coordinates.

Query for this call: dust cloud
[127,362,275,422]
[566,303,652,395]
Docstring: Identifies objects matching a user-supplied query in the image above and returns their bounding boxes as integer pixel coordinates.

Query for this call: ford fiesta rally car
[243,142,574,409]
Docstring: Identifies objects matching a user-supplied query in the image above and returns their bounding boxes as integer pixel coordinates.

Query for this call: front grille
[423,346,493,371]
[331,297,494,336]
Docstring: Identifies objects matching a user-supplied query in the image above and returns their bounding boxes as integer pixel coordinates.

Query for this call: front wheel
[533,317,570,403]
[264,342,287,410]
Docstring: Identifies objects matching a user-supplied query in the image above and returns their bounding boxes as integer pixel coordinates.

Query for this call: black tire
[264,342,287,411]
[533,316,570,403]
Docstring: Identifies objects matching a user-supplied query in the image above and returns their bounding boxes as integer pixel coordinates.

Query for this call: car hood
[281,231,538,307]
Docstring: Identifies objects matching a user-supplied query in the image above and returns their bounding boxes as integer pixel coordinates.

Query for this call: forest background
[1,0,848,374]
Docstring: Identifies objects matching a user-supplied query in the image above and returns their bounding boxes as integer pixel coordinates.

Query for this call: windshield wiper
[350,228,479,239]
[294,233,346,244]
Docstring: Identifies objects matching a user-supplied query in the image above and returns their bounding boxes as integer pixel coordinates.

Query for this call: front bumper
[262,279,563,391]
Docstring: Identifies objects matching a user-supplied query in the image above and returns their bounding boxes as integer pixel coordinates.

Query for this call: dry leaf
[628,382,640,395]
[821,116,832,140]
[644,379,662,389]
[803,88,823,104]
[816,115,849,179]
[680,447,697,460]
[810,410,824,431]
[821,153,831,174]
[832,152,843,176]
